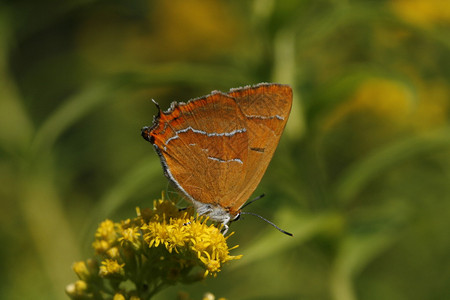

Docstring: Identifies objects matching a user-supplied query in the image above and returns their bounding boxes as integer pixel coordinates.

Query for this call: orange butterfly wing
[142,83,292,217]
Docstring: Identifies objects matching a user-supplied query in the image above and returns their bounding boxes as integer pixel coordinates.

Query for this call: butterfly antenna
[240,194,265,210]
[240,211,293,236]
[151,99,161,111]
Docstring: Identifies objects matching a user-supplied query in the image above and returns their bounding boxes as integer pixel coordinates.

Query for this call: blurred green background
[1,0,450,299]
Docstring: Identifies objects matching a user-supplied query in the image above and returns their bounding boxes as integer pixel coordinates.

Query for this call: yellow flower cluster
[66,194,242,300]
[141,211,241,276]
[99,259,125,277]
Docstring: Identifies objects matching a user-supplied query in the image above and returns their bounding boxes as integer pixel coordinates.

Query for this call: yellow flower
[391,0,450,27]
[142,208,242,277]
[75,280,87,291]
[113,293,126,300]
[72,261,90,281]
[322,78,414,131]
[106,246,120,259]
[200,254,221,276]
[99,259,125,277]
[202,292,227,300]
[92,239,110,254]
[119,226,141,250]
[143,220,170,248]
[92,219,121,254]
[203,292,215,300]
[67,194,242,299]
[66,280,88,298]
[95,219,118,242]
[152,197,182,220]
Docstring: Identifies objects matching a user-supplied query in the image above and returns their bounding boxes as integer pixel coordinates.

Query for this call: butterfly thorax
[190,197,239,230]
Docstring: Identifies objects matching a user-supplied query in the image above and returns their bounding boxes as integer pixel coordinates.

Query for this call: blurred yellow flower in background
[323,78,414,131]
[412,80,449,131]
[323,77,449,134]
[391,0,450,26]
[76,0,240,71]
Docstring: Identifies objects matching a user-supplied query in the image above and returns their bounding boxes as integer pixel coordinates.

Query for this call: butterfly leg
[219,215,232,235]
[221,224,229,235]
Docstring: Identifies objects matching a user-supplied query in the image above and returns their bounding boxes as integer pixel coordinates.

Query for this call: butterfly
[142,83,292,234]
